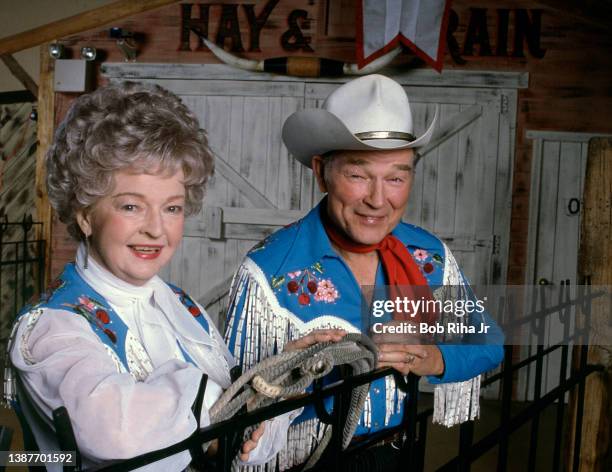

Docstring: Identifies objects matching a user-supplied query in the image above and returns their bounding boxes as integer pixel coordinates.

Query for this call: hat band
[355,131,416,142]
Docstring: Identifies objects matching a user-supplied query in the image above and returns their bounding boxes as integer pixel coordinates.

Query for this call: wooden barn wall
[46,0,612,286]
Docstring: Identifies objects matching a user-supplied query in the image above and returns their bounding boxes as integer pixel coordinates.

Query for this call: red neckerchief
[322,208,437,324]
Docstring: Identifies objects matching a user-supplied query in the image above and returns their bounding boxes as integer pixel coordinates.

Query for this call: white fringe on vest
[225,243,481,471]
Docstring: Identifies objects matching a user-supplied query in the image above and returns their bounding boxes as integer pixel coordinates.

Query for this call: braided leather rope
[210,333,378,468]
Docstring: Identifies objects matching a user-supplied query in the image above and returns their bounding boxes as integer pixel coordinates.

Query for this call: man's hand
[239,422,266,461]
[371,321,445,376]
[283,328,347,352]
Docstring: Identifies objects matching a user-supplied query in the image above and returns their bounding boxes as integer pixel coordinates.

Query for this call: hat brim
[282,106,438,168]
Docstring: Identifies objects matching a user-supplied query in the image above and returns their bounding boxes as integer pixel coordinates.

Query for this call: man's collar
[274,198,337,276]
[275,196,438,275]
[297,197,338,260]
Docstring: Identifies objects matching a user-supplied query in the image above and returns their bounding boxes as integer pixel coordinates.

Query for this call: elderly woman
[5,82,341,471]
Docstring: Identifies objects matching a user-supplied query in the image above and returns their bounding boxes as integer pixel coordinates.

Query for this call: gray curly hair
[46,81,214,240]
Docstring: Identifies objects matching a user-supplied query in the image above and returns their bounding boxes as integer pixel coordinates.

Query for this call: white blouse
[9,245,292,471]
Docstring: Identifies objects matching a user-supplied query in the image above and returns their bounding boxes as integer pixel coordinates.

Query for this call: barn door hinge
[500,94,509,114]
[492,234,501,255]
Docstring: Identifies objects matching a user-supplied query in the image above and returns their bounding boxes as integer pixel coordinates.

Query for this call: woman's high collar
[75,242,157,305]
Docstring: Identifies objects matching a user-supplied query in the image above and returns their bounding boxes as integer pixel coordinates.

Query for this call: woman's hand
[238,329,346,461]
[236,329,346,461]
[207,423,269,462]
[239,422,266,461]
[283,329,348,352]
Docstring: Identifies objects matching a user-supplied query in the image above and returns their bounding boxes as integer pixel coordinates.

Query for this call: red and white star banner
[356,0,452,72]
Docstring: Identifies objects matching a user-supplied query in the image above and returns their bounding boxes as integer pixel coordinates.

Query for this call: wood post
[568,137,612,471]
[35,43,55,285]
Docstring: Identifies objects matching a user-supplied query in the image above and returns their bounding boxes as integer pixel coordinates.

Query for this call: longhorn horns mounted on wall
[194,30,400,78]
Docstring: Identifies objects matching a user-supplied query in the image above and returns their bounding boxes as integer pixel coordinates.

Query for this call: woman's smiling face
[76,168,186,285]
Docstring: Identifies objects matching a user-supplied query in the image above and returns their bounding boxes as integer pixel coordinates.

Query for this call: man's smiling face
[312,148,415,245]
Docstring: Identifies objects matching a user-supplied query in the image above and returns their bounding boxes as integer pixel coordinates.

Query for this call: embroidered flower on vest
[314,279,340,303]
[170,286,202,317]
[63,295,117,344]
[409,248,444,280]
[413,249,429,261]
[275,262,340,306]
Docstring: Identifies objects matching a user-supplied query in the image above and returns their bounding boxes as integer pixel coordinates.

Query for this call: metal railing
[406,282,602,472]
[46,283,604,472]
[0,215,45,356]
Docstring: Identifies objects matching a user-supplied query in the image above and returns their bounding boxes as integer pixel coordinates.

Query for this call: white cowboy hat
[282,74,437,167]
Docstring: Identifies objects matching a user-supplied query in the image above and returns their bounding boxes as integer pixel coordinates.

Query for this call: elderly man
[225,74,504,470]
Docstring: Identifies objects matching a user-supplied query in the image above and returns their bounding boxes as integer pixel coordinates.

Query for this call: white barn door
[105,65,523,331]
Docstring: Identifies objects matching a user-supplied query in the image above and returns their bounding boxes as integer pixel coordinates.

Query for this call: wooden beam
[0,0,181,56]
[0,54,38,97]
[579,138,612,287]
[222,207,306,226]
[35,44,55,285]
[214,157,276,209]
[418,104,482,160]
[568,137,612,471]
